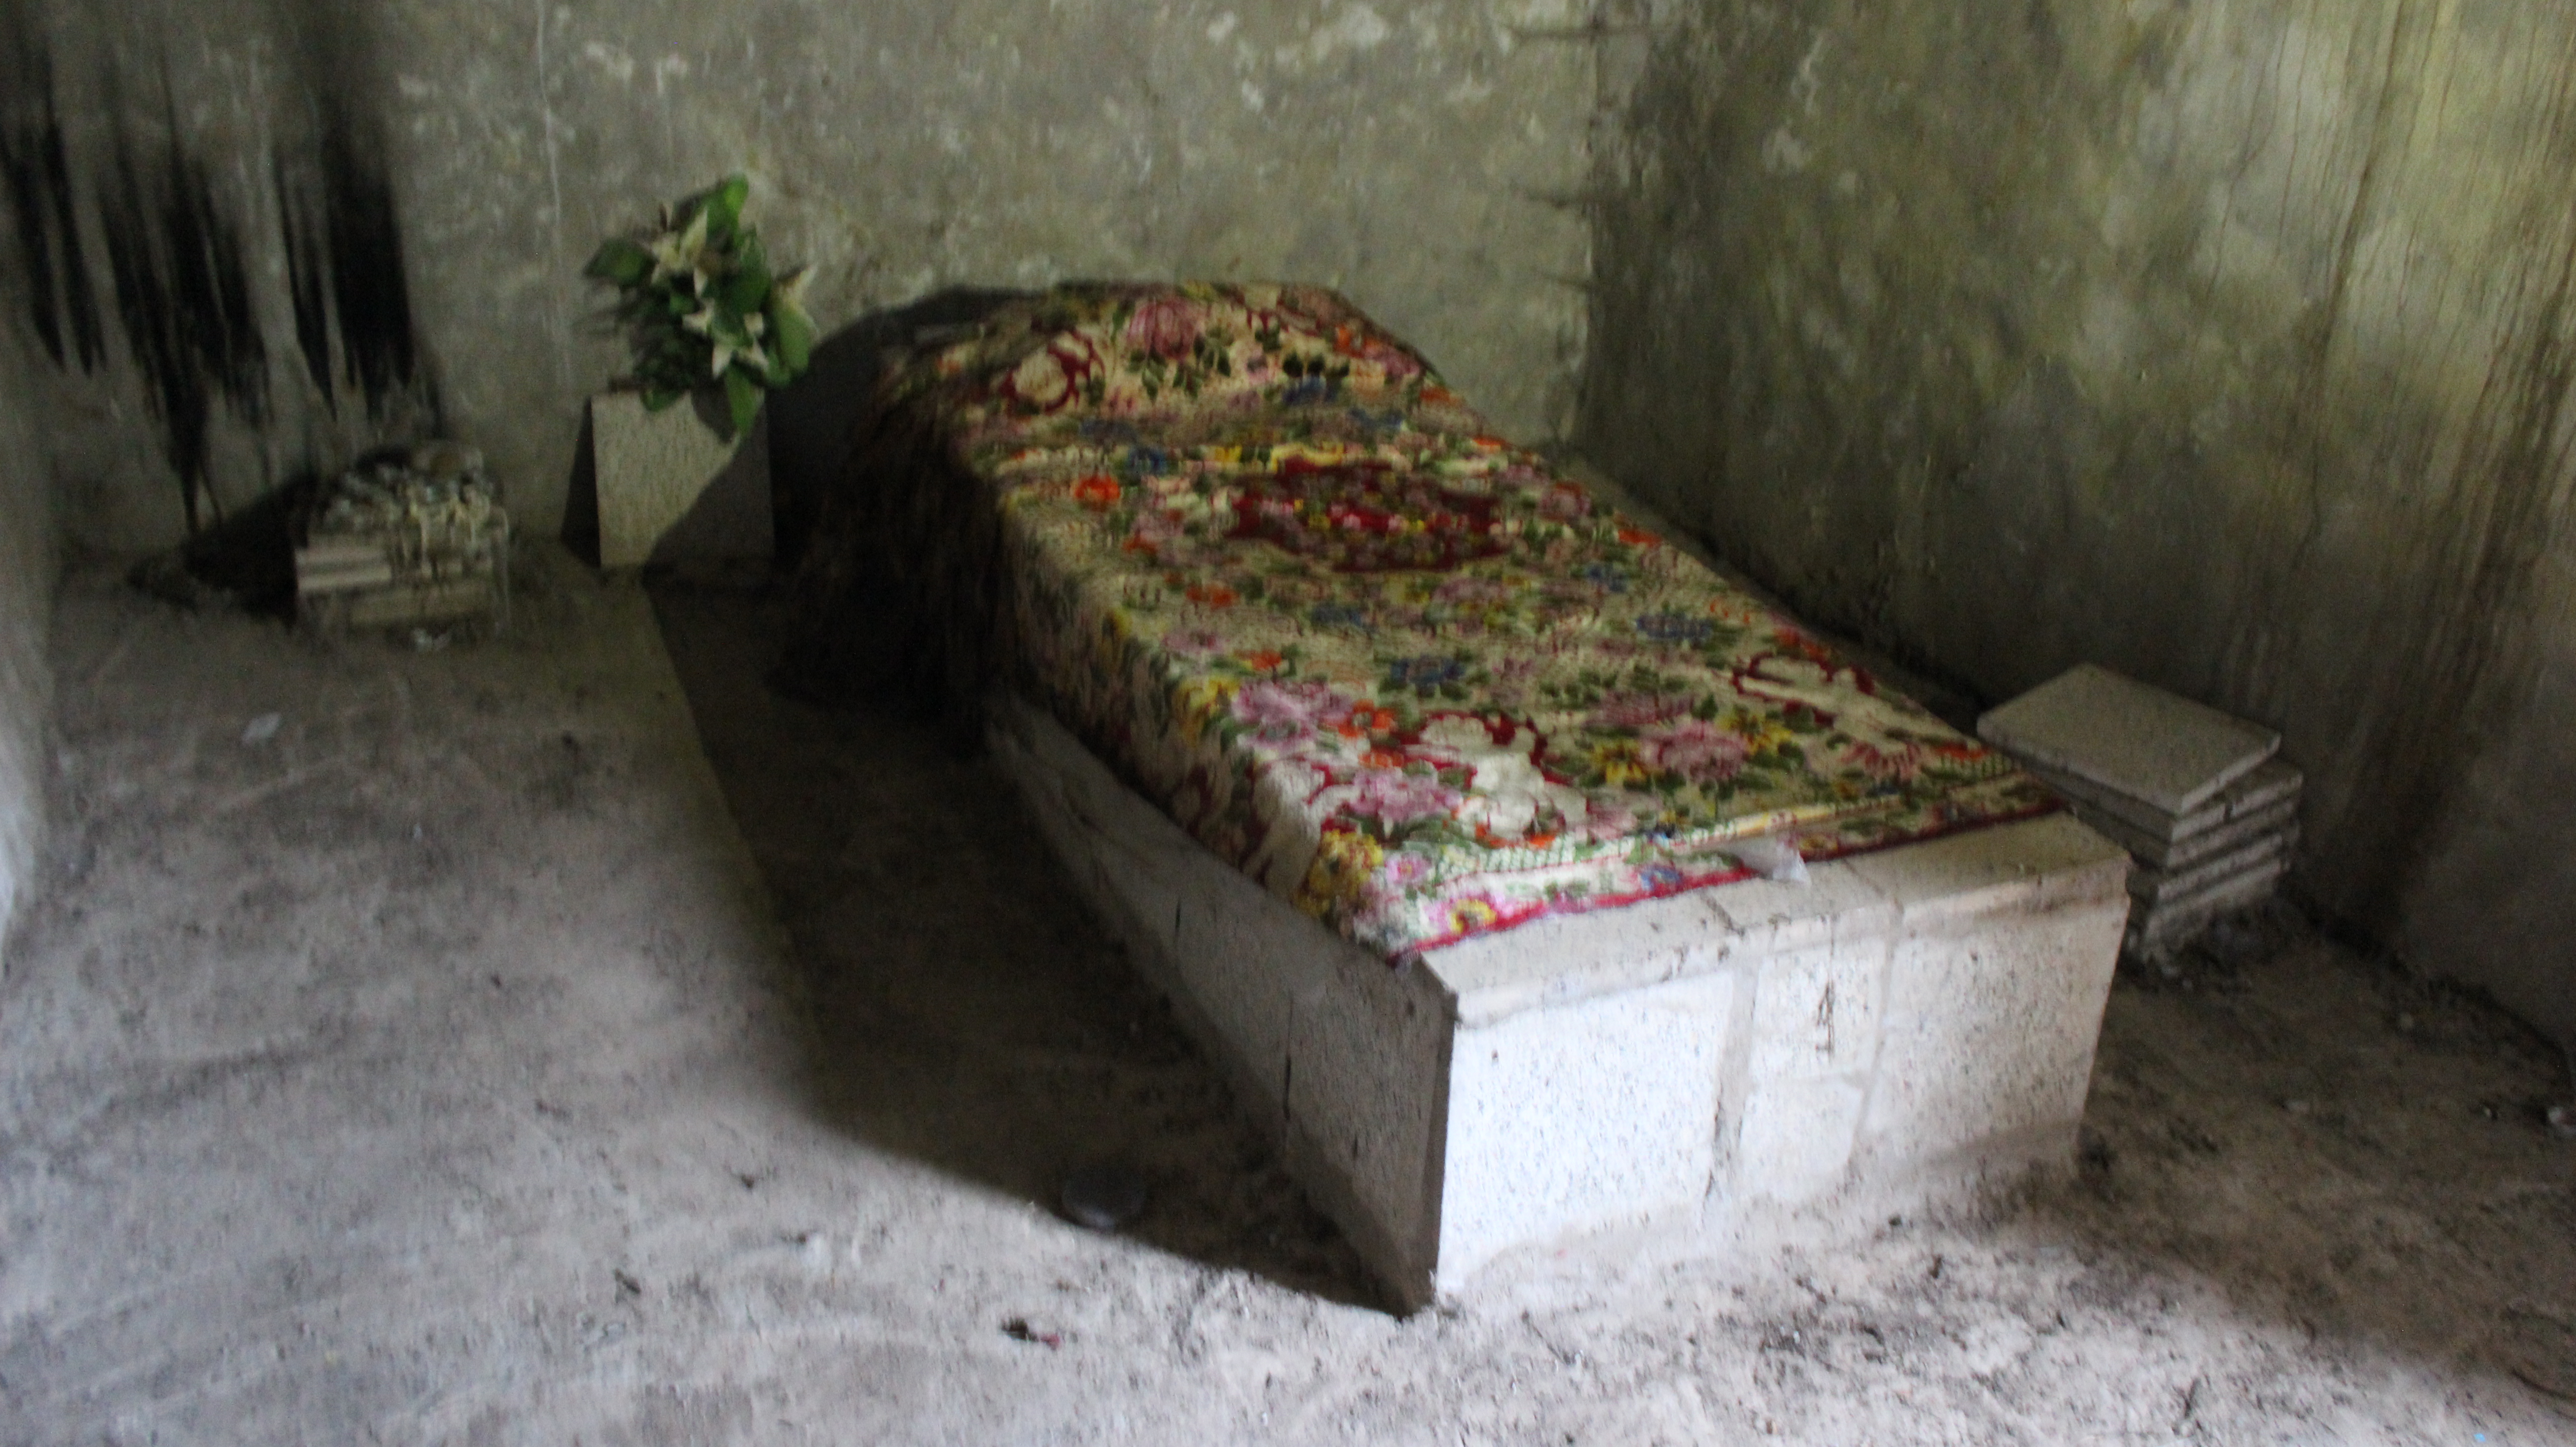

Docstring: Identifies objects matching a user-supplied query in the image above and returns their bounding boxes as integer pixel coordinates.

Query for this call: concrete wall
[0,322,56,961]
[9,0,2570,1045]
[3,0,1600,548]
[1579,0,2576,1044]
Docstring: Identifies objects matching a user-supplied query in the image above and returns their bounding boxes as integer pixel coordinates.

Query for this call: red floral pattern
[886,284,2054,957]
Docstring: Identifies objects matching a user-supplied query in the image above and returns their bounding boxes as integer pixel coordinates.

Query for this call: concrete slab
[2128,826,2299,906]
[2031,756,2305,845]
[2079,796,2300,870]
[2128,858,2295,952]
[1979,665,2279,817]
[992,693,2132,1304]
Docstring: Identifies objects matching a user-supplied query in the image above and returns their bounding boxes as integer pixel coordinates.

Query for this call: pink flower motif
[1164,627,1227,658]
[1346,335,1425,381]
[1580,799,1639,842]
[1348,769,1462,825]
[1383,851,1435,886]
[1124,296,1204,362]
[1840,738,1926,781]
[1638,719,1750,783]
[1231,679,1346,741]
[1281,287,1360,328]
[1434,575,1521,606]
[1537,483,1592,521]
[1128,510,1185,550]
[1589,691,1693,729]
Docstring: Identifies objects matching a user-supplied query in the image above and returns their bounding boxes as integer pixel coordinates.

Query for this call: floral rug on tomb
[855,282,2055,958]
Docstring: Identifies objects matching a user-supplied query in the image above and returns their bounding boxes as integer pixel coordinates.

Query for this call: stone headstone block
[1979,665,2279,817]
[584,392,773,570]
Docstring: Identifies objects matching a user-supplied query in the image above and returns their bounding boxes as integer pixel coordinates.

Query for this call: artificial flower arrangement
[582,174,816,439]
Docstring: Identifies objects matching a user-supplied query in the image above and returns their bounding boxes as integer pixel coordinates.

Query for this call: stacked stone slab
[1977,665,2303,959]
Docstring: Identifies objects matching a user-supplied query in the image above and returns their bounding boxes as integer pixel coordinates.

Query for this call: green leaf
[701,173,750,242]
[584,237,653,286]
[721,234,772,314]
[706,305,755,349]
[641,386,683,411]
[766,294,815,377]
[724,366,762,439]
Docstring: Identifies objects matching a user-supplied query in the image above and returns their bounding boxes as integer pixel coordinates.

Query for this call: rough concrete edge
[984,690,2142,1309]
[984,693,1448,1309]
[0,326,61,977]
[1429,815,2127,1027]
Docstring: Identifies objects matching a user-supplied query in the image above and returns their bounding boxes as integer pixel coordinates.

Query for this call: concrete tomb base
[991,694,2133,1307]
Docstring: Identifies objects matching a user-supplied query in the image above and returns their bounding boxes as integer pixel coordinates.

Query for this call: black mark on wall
[319,98,422,420]
[272,0,436,430]
[3,6,438,533]
[274,96,426,423]
[96,79,271,534]
[274,150,332,400]
[1,17,103,371]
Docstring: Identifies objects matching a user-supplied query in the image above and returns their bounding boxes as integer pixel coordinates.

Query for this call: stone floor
[1,555,2570,1444]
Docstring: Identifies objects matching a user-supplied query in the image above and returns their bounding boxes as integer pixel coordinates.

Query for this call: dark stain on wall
[1576,1,2576,990]
[274,150,333,401]
[274,114,430,424]
[0,6,438,533]
[279,0,435,428]
[0,18,103,372]
[2346,187,2576,933]
[315,95,424,422]
[96,80,272,534]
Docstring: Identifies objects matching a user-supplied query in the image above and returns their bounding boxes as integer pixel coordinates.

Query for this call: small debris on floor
[240,713,282,746]
[296,442,510,638]
[2549,1104,2576,1141]
[1001,1317,1062,1349]
[1060,1160,1149,1232]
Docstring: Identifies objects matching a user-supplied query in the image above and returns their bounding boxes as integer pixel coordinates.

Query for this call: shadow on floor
[647,578,1384,1310]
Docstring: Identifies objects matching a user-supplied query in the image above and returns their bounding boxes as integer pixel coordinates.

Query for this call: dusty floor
[2,556,2572,1445]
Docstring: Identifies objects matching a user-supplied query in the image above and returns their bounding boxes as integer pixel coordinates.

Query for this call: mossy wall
[1581,0,2576,1042]
[1,0,1600,544]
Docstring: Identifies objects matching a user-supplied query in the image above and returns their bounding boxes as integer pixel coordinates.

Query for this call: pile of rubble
[295,442,510,634]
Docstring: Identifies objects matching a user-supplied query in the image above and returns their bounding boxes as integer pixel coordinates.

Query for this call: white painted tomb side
[990,692,2133,1307]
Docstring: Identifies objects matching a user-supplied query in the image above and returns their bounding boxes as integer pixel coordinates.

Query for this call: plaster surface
[0,324,55,963]
[4,570,2570,1440]
[2,0,1600,548]
[1580,0,2576,1044]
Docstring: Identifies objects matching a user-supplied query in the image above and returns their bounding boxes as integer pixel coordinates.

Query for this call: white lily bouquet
[583,174,817,439]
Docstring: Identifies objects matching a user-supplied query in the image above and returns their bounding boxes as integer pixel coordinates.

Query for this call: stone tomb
[992,694,2132,1307]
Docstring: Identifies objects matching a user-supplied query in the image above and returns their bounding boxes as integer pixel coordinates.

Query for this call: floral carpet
[823,283,2053,958]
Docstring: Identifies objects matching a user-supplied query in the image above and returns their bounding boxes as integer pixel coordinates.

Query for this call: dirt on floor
[1,553,2570,1445]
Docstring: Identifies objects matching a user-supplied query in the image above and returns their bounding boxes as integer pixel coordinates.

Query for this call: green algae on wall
[1579,0,2576,1042]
